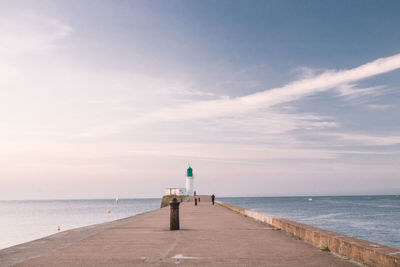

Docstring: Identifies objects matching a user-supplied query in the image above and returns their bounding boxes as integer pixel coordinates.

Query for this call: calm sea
[1,196,399,250]
[0,198,160,250]
[221,195,400,249]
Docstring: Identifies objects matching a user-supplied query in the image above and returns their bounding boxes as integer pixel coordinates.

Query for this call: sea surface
[221,195,400,249]
[0,198,160,250]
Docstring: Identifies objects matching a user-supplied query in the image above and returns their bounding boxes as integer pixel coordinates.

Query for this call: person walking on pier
[211,194,215,205]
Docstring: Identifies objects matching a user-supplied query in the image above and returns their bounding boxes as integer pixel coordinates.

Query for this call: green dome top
[187,166,193,177]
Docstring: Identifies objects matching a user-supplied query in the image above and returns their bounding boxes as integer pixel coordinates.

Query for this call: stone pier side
[217,201,400,267]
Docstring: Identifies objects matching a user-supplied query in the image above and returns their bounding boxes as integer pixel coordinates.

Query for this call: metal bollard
[195,198,197,206]
[169,198,180,230]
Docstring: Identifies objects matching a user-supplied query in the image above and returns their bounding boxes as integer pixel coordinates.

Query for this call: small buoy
[57,226,61,231]
[107,209,111,214]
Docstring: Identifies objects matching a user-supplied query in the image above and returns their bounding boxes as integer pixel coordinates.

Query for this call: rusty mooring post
[169,198,180,230]
[195,197,197,206]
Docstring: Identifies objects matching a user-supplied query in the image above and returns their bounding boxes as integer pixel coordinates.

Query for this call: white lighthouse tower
[186,166,194,196]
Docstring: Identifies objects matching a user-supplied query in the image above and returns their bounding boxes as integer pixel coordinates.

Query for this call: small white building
[164,166,195,196]
[165,187,186,196]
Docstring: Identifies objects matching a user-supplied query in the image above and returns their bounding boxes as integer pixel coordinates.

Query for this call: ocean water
[0,198,160,250]
[221,195,400,249]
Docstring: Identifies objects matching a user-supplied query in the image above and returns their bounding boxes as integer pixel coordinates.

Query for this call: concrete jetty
[0,199,363,266]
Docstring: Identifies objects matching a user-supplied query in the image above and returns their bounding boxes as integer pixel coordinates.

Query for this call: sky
[1,0,399,199]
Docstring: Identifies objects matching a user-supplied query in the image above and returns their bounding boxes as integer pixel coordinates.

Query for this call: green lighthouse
[186,166,194,196]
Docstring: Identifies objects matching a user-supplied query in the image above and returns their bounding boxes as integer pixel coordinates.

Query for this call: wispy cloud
[155,86,216,97]
[0,15,72,56]
[71,53,400,145]
[292,66,322,79]
[335,84,385,100]
[367,104,393,110]
[321,132,400,146]
[130,53,400,124]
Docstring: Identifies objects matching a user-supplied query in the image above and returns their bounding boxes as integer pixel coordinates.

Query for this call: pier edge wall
[216,201,400,267]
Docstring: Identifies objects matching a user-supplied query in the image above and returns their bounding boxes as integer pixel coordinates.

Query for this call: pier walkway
[1,201,358,266]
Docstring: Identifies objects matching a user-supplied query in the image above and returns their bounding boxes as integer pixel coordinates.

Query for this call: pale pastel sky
[1,0,400,199]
